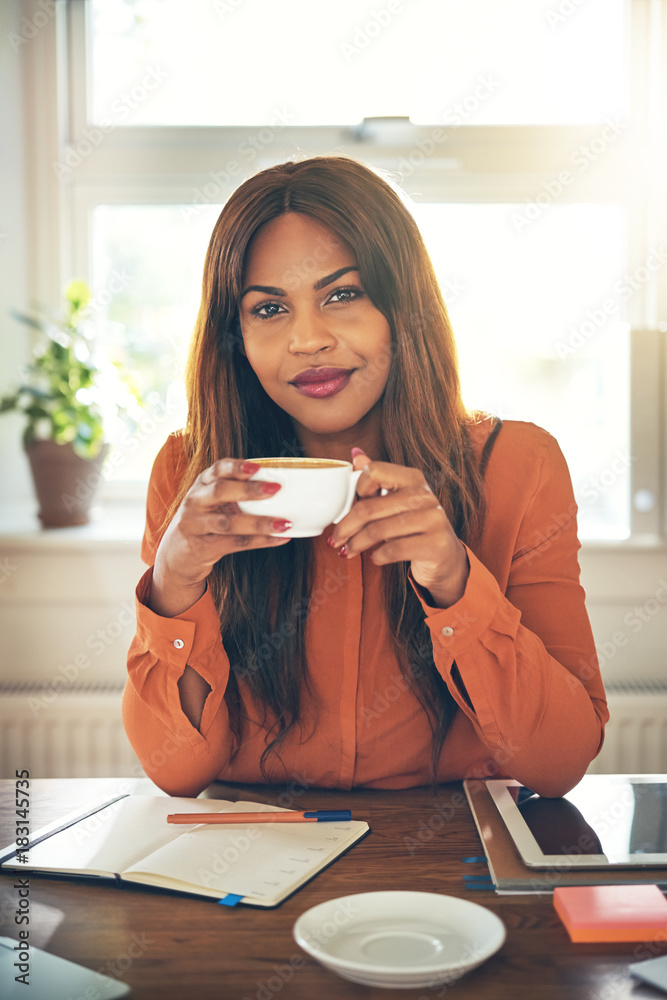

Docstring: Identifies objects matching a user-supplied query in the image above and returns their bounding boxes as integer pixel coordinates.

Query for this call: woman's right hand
[149,459,291,617]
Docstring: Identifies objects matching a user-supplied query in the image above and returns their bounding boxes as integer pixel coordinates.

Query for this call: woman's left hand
[327,448,470,608]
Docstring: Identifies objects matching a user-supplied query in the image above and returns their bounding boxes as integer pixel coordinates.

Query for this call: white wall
[0,0,33,505]
[1,532,143,692]
[581,547,667,688]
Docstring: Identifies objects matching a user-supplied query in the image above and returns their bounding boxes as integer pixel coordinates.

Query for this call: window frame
[19,0,667,543]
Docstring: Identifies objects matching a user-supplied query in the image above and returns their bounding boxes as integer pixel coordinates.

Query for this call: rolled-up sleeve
[408,432,608,798]
[122,436,235,796]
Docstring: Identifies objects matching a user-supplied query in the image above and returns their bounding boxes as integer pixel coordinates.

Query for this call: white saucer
[293,891,506,989]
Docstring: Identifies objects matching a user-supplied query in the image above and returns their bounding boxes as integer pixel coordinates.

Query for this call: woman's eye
[249,301,285,320]
[327,286,365,305]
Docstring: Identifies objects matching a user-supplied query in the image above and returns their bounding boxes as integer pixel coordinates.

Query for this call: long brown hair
[170,155,489,782]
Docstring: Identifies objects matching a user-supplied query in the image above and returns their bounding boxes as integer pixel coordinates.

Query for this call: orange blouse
[123,418,608,798]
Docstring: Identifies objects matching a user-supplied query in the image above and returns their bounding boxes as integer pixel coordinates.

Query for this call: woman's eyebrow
[241,265,359,299]
[313,265,359,290]
[241,283,285,298]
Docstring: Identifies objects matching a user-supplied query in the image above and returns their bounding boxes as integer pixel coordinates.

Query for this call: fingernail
[273,519,293,531]
[327,534,337,548]
[351,447,366,459]
[242,461,261,474]
[261,482,281,495]
[338,544,348,558]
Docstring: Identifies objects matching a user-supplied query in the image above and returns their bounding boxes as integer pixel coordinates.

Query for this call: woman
[123,155,608,799]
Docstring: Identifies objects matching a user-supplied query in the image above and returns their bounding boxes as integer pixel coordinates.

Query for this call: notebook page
[19,797,235,876]
[124,816,369,902]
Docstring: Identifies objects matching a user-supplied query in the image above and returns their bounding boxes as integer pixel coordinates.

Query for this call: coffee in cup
[237,457,363,537]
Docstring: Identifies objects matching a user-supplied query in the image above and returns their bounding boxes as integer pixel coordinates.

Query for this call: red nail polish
[338,544,348,558]
[326,534,336,548]
[273,519,293,531]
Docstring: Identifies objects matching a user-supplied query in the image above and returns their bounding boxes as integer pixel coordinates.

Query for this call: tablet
[0,936,130,1000]
[486,775,667,868]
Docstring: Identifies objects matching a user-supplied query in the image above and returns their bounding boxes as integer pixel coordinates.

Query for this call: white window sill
[0,501,664,555]
[0,502,145,550]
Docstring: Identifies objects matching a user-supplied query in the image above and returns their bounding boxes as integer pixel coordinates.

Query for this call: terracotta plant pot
[25,439,109,528]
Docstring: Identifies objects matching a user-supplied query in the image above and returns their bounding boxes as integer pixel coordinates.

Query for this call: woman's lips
[291,372,353,398]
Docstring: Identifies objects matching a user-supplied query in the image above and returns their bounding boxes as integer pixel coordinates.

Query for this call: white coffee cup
[238,458,363,538]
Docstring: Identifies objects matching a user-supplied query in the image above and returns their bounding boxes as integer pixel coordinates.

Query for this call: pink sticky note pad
[553,884,667,943]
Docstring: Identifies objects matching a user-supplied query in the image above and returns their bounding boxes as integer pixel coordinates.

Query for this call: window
[87,0,628,127]
[413,202,631,540]
[25,0,666,540]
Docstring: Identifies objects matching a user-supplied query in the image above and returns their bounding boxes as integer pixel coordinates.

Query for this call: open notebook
[0,796,370,907]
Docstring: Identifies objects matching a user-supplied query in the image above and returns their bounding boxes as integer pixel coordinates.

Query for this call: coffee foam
[252,458,348,469]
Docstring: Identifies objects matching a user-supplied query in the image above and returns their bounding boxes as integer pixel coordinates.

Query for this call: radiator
[587,683,667,774]
[0,683,666,779]
[0,686,141,779]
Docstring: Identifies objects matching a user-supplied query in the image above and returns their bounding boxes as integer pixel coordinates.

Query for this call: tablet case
[463,779,667,893]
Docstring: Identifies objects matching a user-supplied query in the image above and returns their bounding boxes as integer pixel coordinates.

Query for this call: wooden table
[1,778,663,999]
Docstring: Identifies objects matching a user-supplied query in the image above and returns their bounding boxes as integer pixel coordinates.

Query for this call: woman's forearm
[148,557,207,618]
[177,664,211,731]
[147,560,211,729]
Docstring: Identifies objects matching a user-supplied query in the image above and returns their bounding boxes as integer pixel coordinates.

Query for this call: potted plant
[1,280,139,527]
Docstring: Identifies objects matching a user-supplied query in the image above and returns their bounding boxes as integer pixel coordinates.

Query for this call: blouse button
[173,638,185,649]
[441,626,454,637]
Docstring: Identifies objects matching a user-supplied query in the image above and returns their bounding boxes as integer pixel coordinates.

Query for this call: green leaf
[10,309,43,331]
[72,433,105,459]
[24,404,50,420]
[3,279,143,450]
[64,280,91,313]
[18,387,52,401]
[55,425,76,444]
[0,393,20,412]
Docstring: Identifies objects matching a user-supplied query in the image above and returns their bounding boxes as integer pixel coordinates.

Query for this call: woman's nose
[288,307,337,353]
